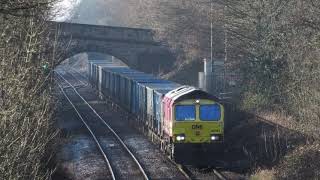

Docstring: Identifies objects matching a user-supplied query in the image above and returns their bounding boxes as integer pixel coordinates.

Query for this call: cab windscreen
[175,105,196,121]
[200,104,221,121]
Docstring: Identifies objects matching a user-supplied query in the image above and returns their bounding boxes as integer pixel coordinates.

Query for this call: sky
[52,0,81,21]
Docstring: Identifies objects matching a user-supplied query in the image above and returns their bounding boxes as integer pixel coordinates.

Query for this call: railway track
[69,67,89,85]
[55,71,150,180]
[57,68,88,88]
[56,68,229,180]
[170,162,228,180]
[180,164,228,180]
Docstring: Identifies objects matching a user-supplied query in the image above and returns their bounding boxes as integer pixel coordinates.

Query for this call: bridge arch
[49,21,176,72]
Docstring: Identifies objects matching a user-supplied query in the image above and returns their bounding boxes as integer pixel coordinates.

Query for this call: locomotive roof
[165,86,194,99]
[165,86,220,103]
[174,89,220,102]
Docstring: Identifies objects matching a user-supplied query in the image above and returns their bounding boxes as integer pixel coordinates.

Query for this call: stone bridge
[48,21,175,71]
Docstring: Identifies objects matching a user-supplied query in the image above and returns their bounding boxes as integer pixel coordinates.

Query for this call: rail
[55,75,116,180]
[55,71,150,180]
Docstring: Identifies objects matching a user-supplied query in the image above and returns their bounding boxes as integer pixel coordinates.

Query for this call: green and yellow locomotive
[162,87,224,164]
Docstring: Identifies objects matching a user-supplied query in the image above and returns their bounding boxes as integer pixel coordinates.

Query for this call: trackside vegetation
[0,1,58,179]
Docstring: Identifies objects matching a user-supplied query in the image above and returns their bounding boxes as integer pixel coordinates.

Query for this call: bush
[241,91,271,111]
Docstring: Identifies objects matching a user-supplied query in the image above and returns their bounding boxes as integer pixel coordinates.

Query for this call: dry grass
[256,110,297,131]
[251,169,276,180]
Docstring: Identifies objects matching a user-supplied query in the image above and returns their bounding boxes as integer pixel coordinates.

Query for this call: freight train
[88,61,225,165]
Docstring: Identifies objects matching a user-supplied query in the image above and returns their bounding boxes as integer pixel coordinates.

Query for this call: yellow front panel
[172,99,224,143]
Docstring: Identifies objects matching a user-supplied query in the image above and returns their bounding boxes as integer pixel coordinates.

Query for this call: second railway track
[55,71,150,180]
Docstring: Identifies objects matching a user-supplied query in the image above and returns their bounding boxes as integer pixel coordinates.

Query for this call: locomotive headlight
[176,134,185,141]
[211,135,220,141]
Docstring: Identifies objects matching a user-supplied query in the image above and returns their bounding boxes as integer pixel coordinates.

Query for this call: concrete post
[198,72,205,90]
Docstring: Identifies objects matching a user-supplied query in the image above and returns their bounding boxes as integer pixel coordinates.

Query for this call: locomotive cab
[173,98,224,144]
[162,87,225,165]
